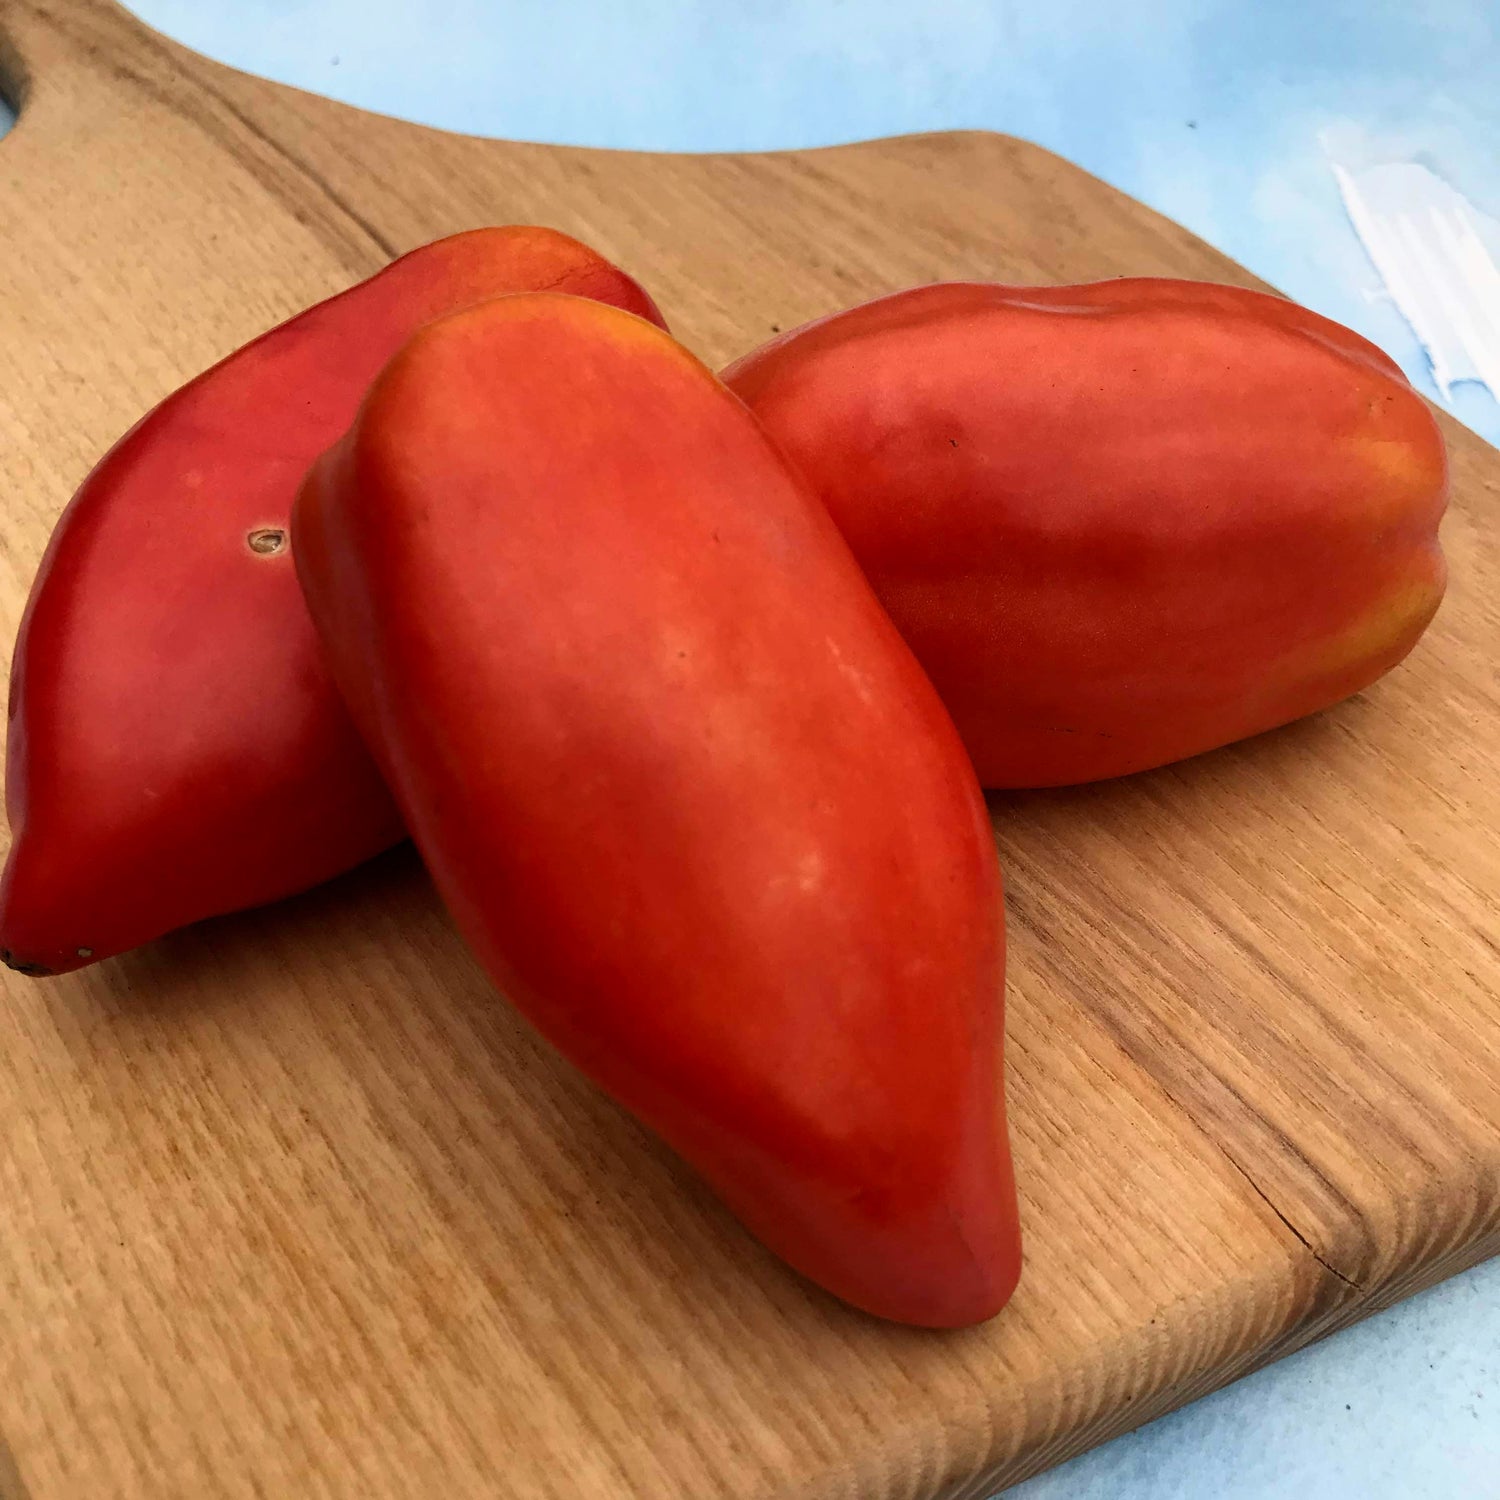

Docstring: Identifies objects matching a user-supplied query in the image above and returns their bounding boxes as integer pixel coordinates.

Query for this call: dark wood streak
[180,66,402,264]
[15,0,395,270]
[1005,855,1372,1306]
[0,1437,31,1500]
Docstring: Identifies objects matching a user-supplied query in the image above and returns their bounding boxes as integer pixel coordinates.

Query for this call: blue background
[112,0,1500,448]
[5,2,1498,1494]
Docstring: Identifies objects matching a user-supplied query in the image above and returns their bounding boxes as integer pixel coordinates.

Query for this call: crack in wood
[1222,1152,1366,1293]
[1139,1062,1368,1295]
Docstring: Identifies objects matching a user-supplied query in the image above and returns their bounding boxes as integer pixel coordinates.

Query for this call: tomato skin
[723,279,1449,787]
[293,293,1021,1328]
[1,228,664,975]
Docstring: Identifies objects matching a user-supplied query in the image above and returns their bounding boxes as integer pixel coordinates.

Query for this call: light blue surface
[1010,1257,1500,1499]
[118,0,1500,447]
[15,3,1500,1494]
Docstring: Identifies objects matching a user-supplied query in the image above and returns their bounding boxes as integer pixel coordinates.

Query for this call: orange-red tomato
[2,228,663,974]
[724,279,1448,787]
[293,293,1021,1327]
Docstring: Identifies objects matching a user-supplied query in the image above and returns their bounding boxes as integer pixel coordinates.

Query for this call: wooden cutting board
[1,3,1497,1497]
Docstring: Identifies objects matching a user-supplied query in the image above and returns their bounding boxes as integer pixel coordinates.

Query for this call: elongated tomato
[2,227,664,975]
[724,279,1448,787]
[292,293,1021,1327]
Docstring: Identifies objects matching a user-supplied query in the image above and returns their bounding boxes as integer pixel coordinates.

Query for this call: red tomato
[2,228,664,974]
[293,293,1021,1327]
[724,279,1448,786]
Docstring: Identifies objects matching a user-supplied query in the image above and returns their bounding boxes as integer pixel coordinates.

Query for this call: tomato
[724,279,1448,786]
[293,293,1021,1327]
[2,228,663,974]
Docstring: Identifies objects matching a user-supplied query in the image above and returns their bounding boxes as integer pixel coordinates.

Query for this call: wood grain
[0,3,1496,1497]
